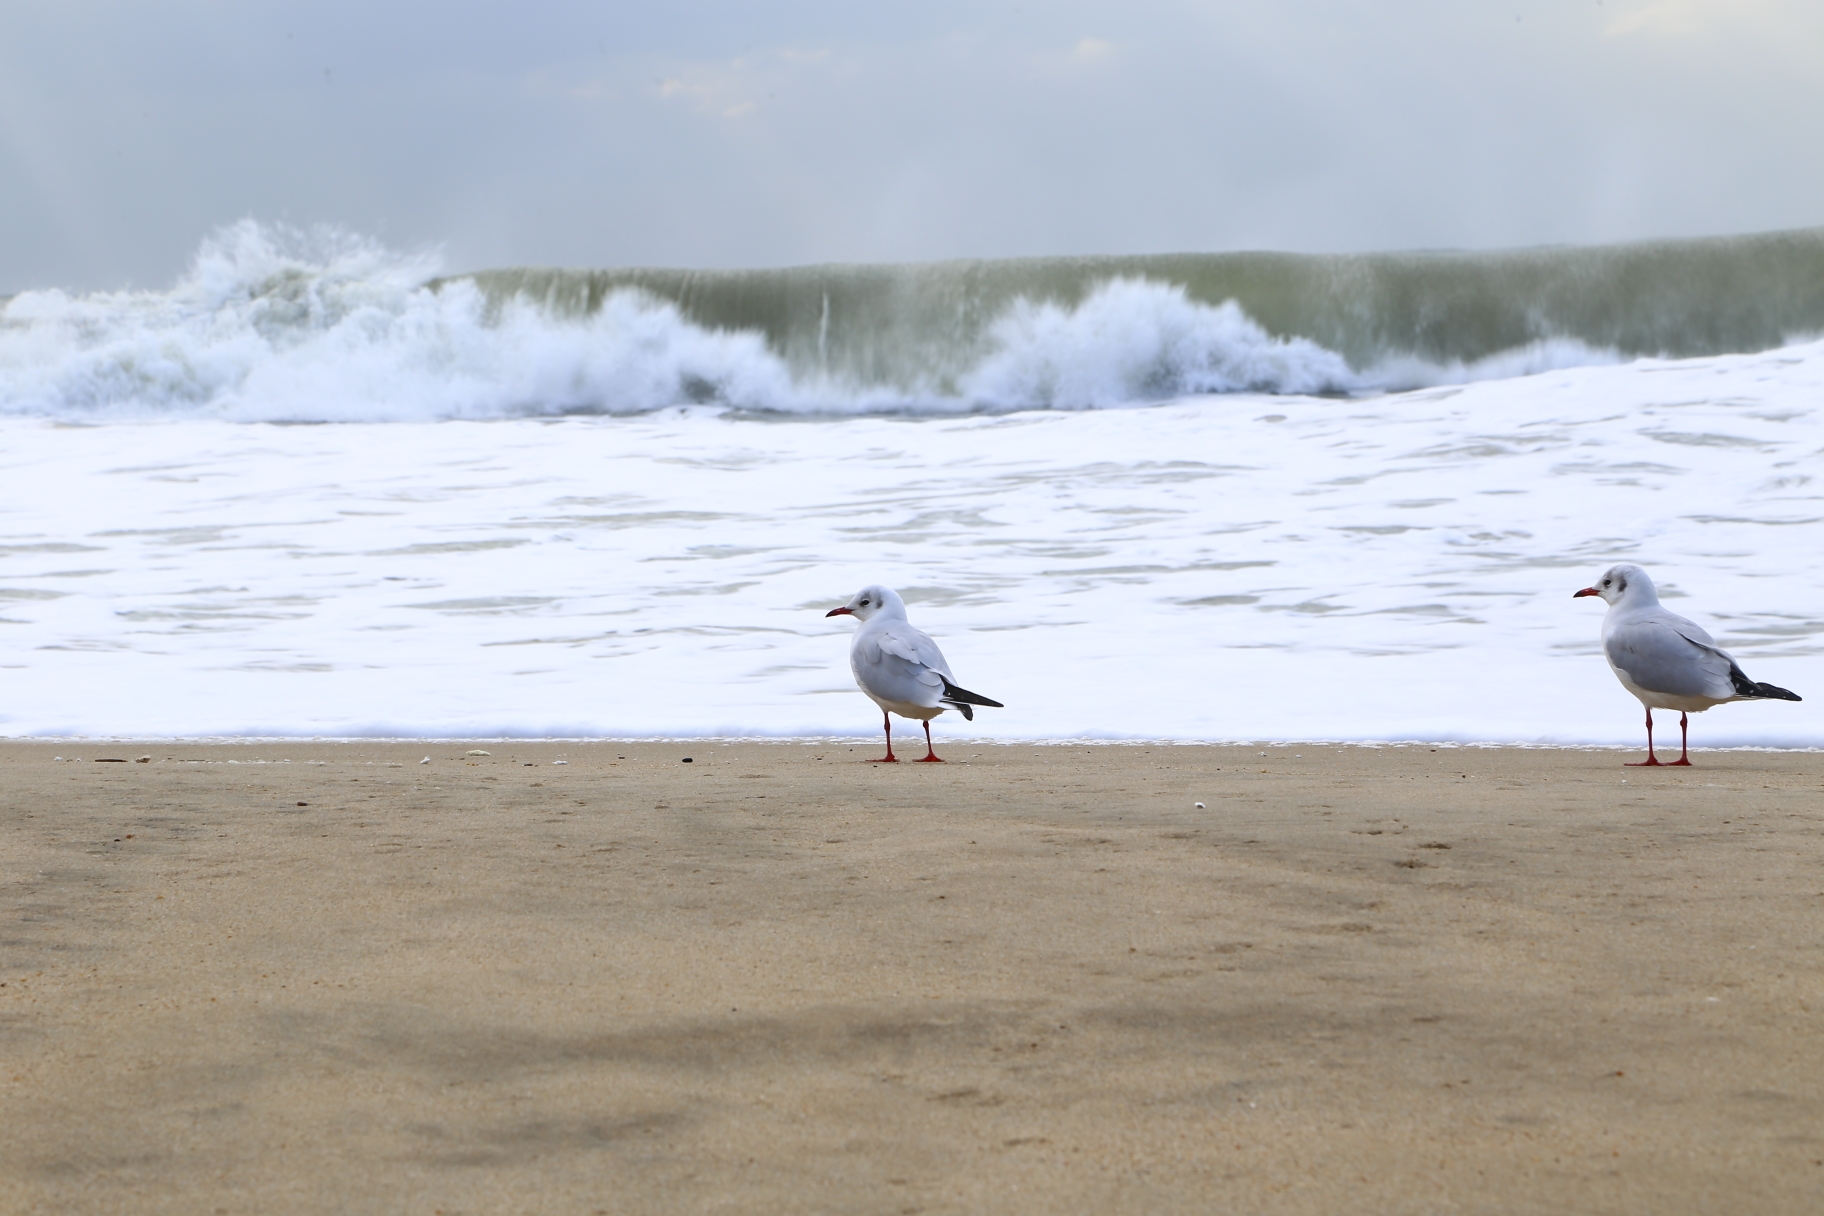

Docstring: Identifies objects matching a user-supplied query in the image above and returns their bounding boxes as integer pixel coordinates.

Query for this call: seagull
[1574,564,1800,766]
[825,585,1003,762]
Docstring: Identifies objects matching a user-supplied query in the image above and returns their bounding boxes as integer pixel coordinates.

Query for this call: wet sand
[3,740,1822,1214]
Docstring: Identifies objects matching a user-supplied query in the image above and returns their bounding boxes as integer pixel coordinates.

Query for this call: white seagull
[825,585,1003,762]
[1574,563,1800,765]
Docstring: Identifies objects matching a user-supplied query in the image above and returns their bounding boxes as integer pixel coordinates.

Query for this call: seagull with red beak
[1575,563,1800,765]
[825,585,1003,762]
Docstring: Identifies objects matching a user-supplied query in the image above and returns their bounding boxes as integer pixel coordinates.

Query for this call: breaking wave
[3,220,1821,421]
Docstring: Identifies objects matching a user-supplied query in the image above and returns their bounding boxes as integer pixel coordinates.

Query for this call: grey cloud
[3,1,1821,292]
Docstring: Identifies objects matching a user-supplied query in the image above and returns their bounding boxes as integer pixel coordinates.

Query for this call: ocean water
[2,223,1819,743]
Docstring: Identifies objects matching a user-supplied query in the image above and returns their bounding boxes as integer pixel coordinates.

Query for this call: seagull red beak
[1572,587,1600,598]
[825,606,853,617]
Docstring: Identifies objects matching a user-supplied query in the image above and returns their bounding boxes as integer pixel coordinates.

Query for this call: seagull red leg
[1626,707,1662,766]
[872,710,898,763]
[916,719,944,763]
[1669,711,1692,765]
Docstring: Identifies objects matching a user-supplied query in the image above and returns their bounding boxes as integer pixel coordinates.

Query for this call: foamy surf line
[10,736,1821,753]
[3,344,1821,744]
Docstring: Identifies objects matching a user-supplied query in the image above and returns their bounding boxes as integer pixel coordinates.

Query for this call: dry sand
[3,740,1822,1214]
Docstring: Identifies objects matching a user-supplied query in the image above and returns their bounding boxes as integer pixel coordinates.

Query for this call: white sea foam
[1360,337,1627,392]
[960,279,1357,406]
[0,222,800,421]
[1,333,1820,743]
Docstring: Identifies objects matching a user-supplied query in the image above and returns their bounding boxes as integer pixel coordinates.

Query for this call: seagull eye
[1602,580,1610,587]
[859,599,870,606]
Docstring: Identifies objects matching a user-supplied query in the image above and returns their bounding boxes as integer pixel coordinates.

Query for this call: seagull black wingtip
[939,677,1004,710]
[1729,665,1802,702]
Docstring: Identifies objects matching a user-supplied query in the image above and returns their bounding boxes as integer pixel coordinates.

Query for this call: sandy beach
[3,740,1821,1214]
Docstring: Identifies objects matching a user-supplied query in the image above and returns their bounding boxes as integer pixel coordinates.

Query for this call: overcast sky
[4,0,1822,291]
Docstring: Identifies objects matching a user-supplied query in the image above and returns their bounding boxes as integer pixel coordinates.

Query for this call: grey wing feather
[1648,607,1720,650]
[1605,619,1736,700]
[855,622,949,707]
[874,620,955,679]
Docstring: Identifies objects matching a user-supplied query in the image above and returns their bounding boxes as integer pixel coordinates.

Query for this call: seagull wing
[1647,606,1721,651]
[873,620,954,678]
[854,620,952,707]
[1605,616,1737,700]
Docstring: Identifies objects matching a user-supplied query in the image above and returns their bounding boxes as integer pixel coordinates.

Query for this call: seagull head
[825,584,905,622]
[1573,563,1656,607]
